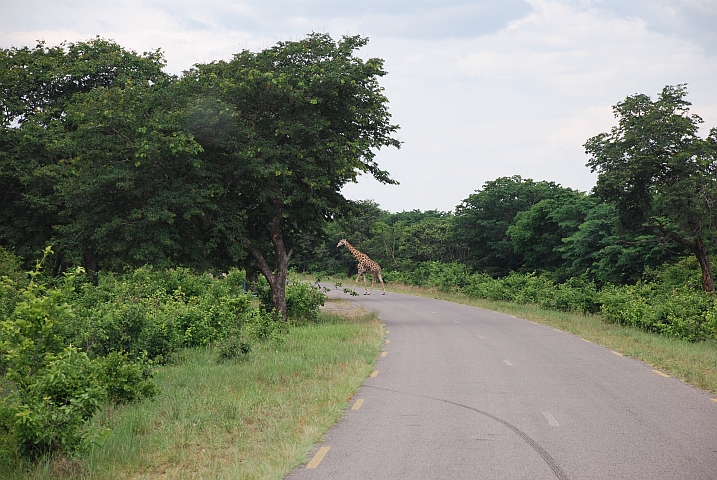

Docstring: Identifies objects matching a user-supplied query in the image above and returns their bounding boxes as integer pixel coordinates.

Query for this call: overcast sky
[2,0,716,213]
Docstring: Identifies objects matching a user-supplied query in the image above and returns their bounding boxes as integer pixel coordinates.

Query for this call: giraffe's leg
[378,272,386,295]
[368,274,375,295]
[363,273,369,294]
[354,272,361,292]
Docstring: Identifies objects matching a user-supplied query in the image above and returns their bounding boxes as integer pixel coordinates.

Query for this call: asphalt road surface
[286,289,717,479]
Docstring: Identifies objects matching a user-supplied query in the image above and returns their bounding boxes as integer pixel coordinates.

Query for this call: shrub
[96,351,158,404]
[244,309,285,342]
[286,280,326,321]
[257,278,326,322]
[1,262,263,459]
[216,331,252,363]
[0,346,106,457]
[545,277,601,314]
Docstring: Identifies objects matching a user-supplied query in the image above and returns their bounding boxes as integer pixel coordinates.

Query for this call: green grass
[382,282,717,396]
[3,308,384,479]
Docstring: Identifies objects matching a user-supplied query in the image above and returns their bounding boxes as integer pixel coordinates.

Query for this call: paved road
[286,289,717,479]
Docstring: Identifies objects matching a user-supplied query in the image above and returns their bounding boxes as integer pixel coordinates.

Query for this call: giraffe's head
[337,239,347,248]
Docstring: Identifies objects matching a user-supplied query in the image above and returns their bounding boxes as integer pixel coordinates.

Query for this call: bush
[96,352,158,404]
[0,346,106,457]
[257,278,326,322]
[388,260,716,341]
[216,332,252,363]
[0,261,262,459]
[543,277,601,314]
[286,280,326,321]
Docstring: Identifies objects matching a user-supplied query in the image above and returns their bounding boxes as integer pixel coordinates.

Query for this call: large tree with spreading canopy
[584,84,717,291]
[184,33,400,318]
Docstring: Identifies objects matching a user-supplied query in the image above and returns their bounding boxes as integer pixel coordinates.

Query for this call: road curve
[286,289,717,479]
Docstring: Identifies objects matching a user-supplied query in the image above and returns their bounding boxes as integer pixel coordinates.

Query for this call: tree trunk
[693,238,715,292]
[244,261,259,292]
[83,250,99,286]
[243,201,292,320]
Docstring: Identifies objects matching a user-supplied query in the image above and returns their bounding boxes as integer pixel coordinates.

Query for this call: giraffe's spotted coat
[337,239,386,295]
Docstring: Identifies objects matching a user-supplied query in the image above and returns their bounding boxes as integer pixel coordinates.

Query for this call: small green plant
[96,352,158,404]
[0,346,107,458]
[216,331,252,363]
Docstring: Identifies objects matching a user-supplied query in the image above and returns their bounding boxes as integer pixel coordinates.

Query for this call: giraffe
[337,239,386,295]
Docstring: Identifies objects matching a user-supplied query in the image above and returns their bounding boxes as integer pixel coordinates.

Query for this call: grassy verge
[380,282,717,396]
[5,305,383,479]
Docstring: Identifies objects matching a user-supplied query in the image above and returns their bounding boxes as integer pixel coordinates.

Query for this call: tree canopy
[0,38,193,275]
[0,34,400,314]
[585,84,717,291]
[453,176,569,276]
[182,33,401,317]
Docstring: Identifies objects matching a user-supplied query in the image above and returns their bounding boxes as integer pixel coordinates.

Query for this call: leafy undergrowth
[3,308,384,479]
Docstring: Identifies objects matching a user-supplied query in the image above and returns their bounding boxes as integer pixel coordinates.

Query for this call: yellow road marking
[713,398,717,403]
[581,338,591,343]
[653,369,670,378]
[352,398,364,410]
[381,351,387,357]
[612,351,623,356]
[306,446,330,469]
[370,370,379,378]
[385,339,391,344]
[386,330,390,333]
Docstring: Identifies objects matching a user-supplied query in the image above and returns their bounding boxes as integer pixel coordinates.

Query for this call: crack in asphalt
[364,385,570,480]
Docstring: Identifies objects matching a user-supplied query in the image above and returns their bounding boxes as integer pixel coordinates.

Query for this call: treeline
[0,34,400,318]
[294,180,717,342]
[297,179,680,287]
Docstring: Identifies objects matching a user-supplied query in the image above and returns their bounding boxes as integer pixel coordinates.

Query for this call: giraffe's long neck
[344,241,364,261]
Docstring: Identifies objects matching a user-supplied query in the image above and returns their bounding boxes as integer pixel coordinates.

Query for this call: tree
[185,34,400,318]
[585,84,717,291]
[507,190,595,273]
[559,201,682,285]
[48,79,221,275]
[454,176,567,276]
[0,38,184,274]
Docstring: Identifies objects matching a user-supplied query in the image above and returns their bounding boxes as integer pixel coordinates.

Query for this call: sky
[2,0,716,213]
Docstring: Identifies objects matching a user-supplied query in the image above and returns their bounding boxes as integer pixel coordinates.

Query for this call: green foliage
[598,284,716,341]
[385,262,470,292]
[285,280,326,322]
[257,278,327,323]
[454,176,574,276]
[508,191,596,272]
[0,264,109,457]
[0,346,106,457]
[0,38,188,270]
[559,202,680,286]
[96,352,157,404]
[69,267,255,361]
[391,261,715,338]
[585,84,717,291]
[216,334,252,363]
[0,260,267,460]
